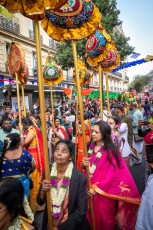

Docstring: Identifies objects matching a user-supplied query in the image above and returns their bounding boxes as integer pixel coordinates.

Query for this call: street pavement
[130,152,146,195]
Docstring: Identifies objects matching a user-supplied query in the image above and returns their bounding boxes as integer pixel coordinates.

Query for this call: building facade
[0,9,129,109]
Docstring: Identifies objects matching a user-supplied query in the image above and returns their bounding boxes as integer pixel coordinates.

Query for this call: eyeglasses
[3,123,12,125]
[0,208,7,213]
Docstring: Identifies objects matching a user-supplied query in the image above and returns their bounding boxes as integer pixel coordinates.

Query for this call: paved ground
[130,151,146,195]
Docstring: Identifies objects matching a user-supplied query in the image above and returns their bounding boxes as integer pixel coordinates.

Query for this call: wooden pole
[72,40,96,230]
[74,94,79,167]
[50,86,55,141]
[34,20,53,230]
[15,72,21,124]
[99,65,103,120]
[106,72,110,113]
[21,84,26,117]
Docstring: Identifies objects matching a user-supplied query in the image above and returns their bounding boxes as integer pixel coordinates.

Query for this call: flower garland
[23,196,34,222]
[50,161,73,218]
[117,123,121,130]
[88,142,104,178]
[8,196,34,230]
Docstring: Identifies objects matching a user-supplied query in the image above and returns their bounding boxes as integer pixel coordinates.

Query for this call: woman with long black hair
[83,120,140,230]
[0,133,35,198]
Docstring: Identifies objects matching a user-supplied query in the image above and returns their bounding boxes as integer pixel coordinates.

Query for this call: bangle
[20,135,24,138]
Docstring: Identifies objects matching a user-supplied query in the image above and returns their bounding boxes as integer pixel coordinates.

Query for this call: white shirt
[117,123,131,157]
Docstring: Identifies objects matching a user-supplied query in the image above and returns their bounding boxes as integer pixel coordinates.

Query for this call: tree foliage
[129,75,150,93]
[55,0,135,70]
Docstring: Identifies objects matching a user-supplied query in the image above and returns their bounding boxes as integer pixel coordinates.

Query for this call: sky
[116,0,153,81]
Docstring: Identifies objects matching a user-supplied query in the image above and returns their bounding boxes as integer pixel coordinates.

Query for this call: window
[6,43,9,55]
[33,52,37,77]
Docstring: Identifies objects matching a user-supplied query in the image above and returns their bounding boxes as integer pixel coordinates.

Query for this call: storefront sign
[11,96,29,111]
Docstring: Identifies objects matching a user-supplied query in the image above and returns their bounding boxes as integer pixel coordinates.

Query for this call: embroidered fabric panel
[45,0,94,29]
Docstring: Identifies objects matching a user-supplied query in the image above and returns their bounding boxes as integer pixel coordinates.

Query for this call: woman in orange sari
[77,113,91,170]
[19,117,45,214]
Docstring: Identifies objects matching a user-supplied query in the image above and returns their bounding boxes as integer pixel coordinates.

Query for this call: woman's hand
[87,188,96,198]
[51,140,57,146]
[41,180,51,192]
[82,158,90,167]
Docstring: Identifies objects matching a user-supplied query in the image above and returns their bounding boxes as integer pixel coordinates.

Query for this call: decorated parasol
[98,46,120,113]
[41,1,101,228]
[43,53,64,133]
[86,26,113,67]
[41,0,101,42]
[73,58,93,86]
[0,0,68,20]
[7,41,26,123]
[0,2,69,229]
[86,26,120,115]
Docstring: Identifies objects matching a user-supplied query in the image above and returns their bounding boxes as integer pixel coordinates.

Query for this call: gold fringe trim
[87,42,114,67]
[96,49,121,72]
[86,25,113,67]
[92,184,140,205]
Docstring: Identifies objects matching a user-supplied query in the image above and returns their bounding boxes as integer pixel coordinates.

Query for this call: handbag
[134,134,143,142]
[4,156,34,190]
[130,147,140,166]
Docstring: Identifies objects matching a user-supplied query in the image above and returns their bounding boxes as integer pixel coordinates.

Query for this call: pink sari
[87,150,141,230]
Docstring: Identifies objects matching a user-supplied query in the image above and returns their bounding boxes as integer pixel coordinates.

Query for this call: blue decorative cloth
[1,149,33,198]
[113,58,147,72]
[86,30,107,58]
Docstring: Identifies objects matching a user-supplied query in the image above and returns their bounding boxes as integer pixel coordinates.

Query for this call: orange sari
[77,120,91,170]
[26,126,45,212]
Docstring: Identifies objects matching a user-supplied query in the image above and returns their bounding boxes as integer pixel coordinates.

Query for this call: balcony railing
[0,15,20,34]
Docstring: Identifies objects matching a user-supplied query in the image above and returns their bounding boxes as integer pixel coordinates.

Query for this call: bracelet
[20,135,24,138]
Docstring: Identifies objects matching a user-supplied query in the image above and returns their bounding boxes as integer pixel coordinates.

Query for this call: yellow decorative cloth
[0,0,68,20]
[73,58,93,86]
[43,55,63,86]
[86,25,115,68]
[41,0,101,41]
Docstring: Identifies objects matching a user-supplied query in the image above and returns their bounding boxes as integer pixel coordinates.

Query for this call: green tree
[55,0,134,69]
[129,75,150,93]
[93,0,121,34]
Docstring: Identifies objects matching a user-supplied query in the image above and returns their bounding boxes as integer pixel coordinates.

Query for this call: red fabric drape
[63,88,73,99]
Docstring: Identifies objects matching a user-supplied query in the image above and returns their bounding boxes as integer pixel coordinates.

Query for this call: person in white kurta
[108,117,131,168]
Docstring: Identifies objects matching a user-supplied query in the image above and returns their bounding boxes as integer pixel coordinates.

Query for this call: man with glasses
[0,117,19,154]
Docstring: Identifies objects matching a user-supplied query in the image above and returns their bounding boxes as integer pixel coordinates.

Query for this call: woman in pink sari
[83,120,140,230]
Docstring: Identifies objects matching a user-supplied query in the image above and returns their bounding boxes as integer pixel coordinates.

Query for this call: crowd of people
[0,97,153,229]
